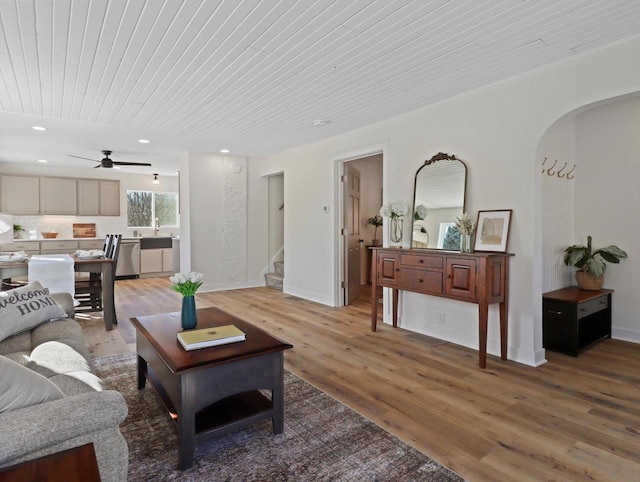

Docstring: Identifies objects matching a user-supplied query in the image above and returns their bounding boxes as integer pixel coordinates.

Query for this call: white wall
[538,94,640,342]
[537,94,640,345]
[180,152,266,292]
[248,159,269,282]
[255,37,640,367]
[574,95,640,342]
[537,115,576,294]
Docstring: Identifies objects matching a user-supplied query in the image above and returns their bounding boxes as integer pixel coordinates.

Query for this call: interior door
[343,164,362,304]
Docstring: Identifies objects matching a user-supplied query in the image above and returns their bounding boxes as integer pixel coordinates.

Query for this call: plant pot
[460,233,472,253]
[575,271,604,291]
[389,217,403,247]
[181,296,198,330]
[371,239,381,247]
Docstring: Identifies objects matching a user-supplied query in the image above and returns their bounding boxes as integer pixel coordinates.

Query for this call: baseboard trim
[612,327,640,344]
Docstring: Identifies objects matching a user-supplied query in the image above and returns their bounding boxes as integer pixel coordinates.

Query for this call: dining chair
[75,234,121,311]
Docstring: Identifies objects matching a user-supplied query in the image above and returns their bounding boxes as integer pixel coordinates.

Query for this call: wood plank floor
[82,277,640,481]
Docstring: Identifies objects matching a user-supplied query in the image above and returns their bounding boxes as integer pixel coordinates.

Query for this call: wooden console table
[370,248,513,368]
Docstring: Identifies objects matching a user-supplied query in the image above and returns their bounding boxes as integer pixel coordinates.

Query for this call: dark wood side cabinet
[0,443,100,482]
[543,287,612,357]
[370,248,513,368]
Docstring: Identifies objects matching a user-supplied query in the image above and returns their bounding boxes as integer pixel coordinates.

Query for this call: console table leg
[371,285,380,331]
[478,302,489,369]
[499,301,508,361]
[392,289,399,328]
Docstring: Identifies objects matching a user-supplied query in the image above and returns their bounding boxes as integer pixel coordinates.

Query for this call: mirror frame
[411,152,467,249]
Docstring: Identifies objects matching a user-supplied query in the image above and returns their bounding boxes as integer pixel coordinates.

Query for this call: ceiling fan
[69,150,152,168]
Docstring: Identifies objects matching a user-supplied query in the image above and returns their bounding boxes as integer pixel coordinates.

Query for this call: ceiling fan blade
[69,154,99,162]
[93,165,102,169]
[113,161,152,166]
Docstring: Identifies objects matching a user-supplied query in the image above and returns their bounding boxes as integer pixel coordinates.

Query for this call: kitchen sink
[140,237,173,249]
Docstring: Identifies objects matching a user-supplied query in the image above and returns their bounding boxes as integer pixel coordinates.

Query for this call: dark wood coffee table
[130,307,293,470]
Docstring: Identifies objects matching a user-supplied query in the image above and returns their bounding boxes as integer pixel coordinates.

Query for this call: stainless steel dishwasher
[116,239,140,279]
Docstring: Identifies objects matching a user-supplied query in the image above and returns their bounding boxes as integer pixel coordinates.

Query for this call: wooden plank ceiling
[0,0,639,164]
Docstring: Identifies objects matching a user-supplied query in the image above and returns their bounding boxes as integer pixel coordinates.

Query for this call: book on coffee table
[177,325,246,351]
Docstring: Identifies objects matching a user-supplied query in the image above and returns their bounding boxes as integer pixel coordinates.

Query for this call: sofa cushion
[0,330,31,356]
[31,318,90,362]
[27,341,102,396]
[0,282,67,342]
[0,355,65,413]
[49,371,104,396]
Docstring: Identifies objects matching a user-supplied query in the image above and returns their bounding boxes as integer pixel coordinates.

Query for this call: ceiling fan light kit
[68,149,152,169]
[152,174,159,185]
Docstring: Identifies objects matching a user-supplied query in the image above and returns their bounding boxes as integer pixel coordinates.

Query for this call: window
[127,190,179,227]
[437,222,460,250]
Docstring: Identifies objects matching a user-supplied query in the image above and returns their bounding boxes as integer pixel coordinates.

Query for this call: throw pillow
[0,281,67,342]
[0,355,65,413]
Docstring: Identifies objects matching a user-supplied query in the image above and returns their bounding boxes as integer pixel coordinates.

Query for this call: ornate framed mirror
[411,152,467,249]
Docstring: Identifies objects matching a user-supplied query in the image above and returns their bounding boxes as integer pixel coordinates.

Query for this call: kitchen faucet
[154,217,160,236]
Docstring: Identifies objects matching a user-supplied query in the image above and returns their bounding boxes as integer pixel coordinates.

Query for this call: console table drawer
[401,254,443,269]
[400,269,443,294]
[577,295,608,319]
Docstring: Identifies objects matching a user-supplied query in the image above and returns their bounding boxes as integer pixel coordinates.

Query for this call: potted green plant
[563,235,628,290]
[367,214,383,246]
[13,224,24,239]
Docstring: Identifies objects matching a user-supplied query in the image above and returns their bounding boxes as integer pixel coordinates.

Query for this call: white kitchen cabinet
[162,248,173,272]
[140,248,173,275]
[40,240,79,255]
[1,176,40,214]
[99,180,120,216]
[77,180,100,215]
[77,179,120,216]
[0,240,40,253]
[78,239,104,250]
[40,177,77,215]
[78,179,120,216]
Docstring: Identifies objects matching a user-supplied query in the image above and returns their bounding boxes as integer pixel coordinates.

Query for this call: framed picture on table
[474,210,512,252]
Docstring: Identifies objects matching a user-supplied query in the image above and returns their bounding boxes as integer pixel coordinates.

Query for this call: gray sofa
[0,289,128,481]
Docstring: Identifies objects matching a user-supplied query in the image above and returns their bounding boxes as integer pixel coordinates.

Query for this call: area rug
[94,354,463,481]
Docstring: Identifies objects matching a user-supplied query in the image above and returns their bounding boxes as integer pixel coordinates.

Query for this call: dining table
[0,255,117,331]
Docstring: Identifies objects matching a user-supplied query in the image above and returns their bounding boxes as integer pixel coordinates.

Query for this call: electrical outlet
[437,311,445,324]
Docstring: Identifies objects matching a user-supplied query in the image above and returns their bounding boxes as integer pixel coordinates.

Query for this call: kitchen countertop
[12,236,176,242]
[14,237,104,242]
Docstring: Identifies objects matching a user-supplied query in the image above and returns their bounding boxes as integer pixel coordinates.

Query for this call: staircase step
[265,272,283,290]
[274,261,284,274]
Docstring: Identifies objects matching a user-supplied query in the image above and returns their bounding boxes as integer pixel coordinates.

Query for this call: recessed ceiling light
[113,166,121,170]
[37,159,47,163]
[32,126,46,131]
[220,149,230,153]
[313,119,330,126]
[138,139,150,144]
